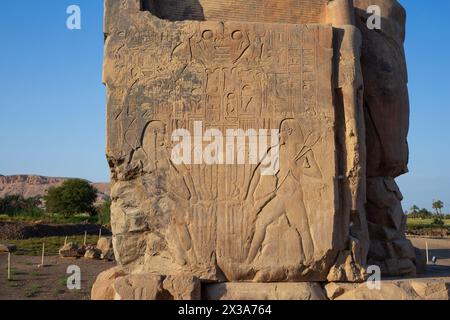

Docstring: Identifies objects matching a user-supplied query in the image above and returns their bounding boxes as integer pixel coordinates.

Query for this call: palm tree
[432,200,444,215]
[409,205,420,215]
[432,200,444,222]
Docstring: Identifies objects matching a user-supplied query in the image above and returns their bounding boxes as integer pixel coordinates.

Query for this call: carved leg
[246,198,284,264]
[285,194,314,264]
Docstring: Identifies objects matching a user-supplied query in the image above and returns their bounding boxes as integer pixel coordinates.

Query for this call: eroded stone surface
[103,0,368,283]
[96,0,415,299]
[59,242,82,258]
[366,177,418,276]
[353,0,416,277]
[205,282,327,300]
[91,267,201,300]
[113,274,169,300]
[163,276,202,300]
[91,266,127,300]
[325,278,450,300]
[85,247,102,260]
[354,0,409,178]
[142,0,329,24]
[97,236,115,261]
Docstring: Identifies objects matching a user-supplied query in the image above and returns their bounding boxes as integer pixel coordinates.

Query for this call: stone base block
[325,278,450,300]
[91,267,201,300]
[203,282,327,300]
[92,268,450,300]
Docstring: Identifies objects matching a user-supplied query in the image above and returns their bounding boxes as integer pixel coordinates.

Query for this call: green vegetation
[0,209,111,226]
[58,276,70,288]
[53,287,65,297]
[407,206,434,219]
[432,200,444,216]
[0,195,44,217]
[6,267,28,277]
[45,179,97,217]
[52,276,88,298]
[0,178,111,226]
[407,201,448,222]
[24,284,41,298]
[52,276,70,297]
[7,235,100,256]
[406,200,449,234]
[0,212,98,224]
[96,199,111,225]
[30,270,41,277]
[407,218,450,228]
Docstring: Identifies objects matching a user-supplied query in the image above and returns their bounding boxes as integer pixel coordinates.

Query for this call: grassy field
[407,218,450,228]
[7,235,101,256]
[0,213,100,225]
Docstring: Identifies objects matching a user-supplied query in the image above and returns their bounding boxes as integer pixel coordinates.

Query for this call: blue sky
[0,1,449,211]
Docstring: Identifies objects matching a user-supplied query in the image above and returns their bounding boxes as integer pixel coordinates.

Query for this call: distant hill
[0,175,110,203]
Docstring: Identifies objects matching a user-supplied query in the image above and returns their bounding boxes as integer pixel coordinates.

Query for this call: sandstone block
[366,177,417,276]
[98,0,414,300]
[353,1,412,278]
[326,278,450,300]
[104,0,369,284]
[85,247,102,260]
[97,236,112,253]
[91,268,201,300]
[354,0,409,177]
[204,282,327,300]
[91,267,127,300]
[163,276,201,300]
[59,242,81,258]
[97,236,115,260]
[113,274,201,300]
[113,274,169,300]
[409,280,450,300]
[142,0,329,24]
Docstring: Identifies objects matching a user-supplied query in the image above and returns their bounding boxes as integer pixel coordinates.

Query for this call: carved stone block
[95,0,414,299]
[102,0,369,284]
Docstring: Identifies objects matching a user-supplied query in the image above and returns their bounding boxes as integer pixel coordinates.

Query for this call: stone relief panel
[104,0,365,282]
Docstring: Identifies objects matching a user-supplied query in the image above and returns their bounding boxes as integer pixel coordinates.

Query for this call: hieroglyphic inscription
[106,13,338,281]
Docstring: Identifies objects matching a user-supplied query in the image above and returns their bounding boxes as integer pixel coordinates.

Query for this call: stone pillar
[324,0,370,283]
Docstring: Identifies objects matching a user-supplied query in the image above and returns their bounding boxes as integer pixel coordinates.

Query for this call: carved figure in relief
[247,119,321,264]
[140,121,200,266]
[142,121,169,172]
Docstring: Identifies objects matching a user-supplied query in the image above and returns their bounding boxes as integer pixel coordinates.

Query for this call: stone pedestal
[204,282,327,300]
[94,0,420,300]
[92,266,450,300]
[103,0,369,284]
[325,278,450,300]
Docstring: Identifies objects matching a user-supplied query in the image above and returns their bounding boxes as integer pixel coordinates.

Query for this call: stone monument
[92,0,424,300]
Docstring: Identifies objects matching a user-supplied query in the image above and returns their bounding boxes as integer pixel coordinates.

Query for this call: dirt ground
[0,254,115,300]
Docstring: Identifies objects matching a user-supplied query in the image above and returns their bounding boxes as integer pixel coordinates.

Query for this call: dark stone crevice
[140,0,206,21]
